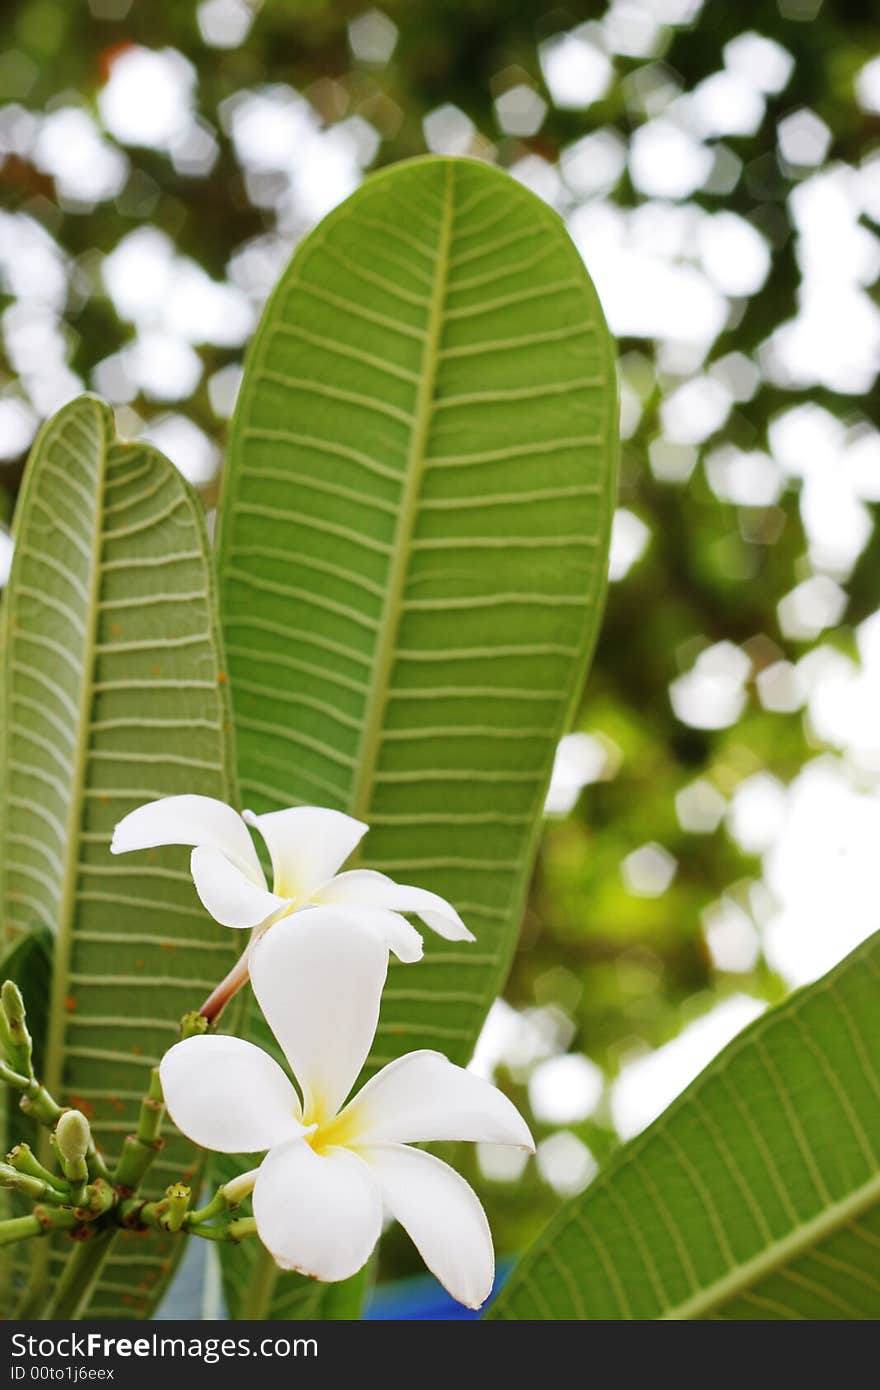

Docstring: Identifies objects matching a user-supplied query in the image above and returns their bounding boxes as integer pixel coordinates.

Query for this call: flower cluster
[115,795,533,1309]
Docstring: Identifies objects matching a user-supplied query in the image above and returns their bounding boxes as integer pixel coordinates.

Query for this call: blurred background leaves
[1,0,879,1297]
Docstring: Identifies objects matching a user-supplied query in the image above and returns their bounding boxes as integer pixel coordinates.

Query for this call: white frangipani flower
[111,794,473,964]
[159,909,533,1308]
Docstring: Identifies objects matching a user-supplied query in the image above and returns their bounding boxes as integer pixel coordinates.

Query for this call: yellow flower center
[302,1103,361,1155]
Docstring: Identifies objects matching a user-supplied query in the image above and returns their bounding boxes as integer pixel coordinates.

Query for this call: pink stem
[199,948,251,1023]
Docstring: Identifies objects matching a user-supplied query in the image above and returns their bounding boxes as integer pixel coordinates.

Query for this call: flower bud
[179,1010,209,1041]
[56,1109,91,1165]
[0,980,33,1076]
[161,1183,191,1232]
[221,1168,259,1208]
[1,981,25,1025]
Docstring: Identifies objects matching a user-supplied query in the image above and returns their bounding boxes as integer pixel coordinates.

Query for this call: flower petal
[243,806,367,900]
[191,846,290,929]
[159,1035,305,1154]
[338,906,423,964]
[252,1139,382,1281]
[343,1050,534,1149]
[111,794,264,883]
[248,908,387,1122]
[363,1143,494,1309]
[316,869,474,942]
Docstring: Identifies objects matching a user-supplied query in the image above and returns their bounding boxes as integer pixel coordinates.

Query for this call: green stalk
[0,1214,43,1247]
[39,1229,116,1320]
[7,1143,68,1192]
[0,1204,79,1249]
[113,1068,164,1195]
[0,1163,69,1205]
[227,1217,256,1242]
[187,1189,227,1225]
[161,1184,191,1233]
[81,1180,115,1218]
[19,1078,64,1127]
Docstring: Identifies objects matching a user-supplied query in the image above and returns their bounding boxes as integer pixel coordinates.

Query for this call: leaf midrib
[496,933,880,1320]
[347,162,454,823]
[216,158,620,1320]
[236,170,456,1322]
[661,1167,880,1320]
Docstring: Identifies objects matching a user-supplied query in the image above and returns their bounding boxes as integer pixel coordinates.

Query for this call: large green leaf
[219,154,617,1067]
[214,154,617,1314]
[491,931,880,1320]
[0,395,238,1318]
[217,1237,371,1320]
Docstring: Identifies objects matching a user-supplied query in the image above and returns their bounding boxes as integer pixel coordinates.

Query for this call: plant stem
[0,1213,42,1246]
[0,1163,69,1205]
[1,1047,262,1315]
[114,1192,257,1244]
[0,1204,80,1248]
[81,1179,115,1218]
[199,947,251,1021]
[114,1068,165,1195]
[7,1142,68,1192]
[187,1189,227,1225]
[0,1061,65,1128]
[18,1077,64,1127]
[39,1229,116,1320]
[3,1060,110,1182]
[85,1138,112,1185]
[161,1184,191,1233]
[3,1060,115,1179]
[227,1217,257,1242]
[184,1215,257,1243]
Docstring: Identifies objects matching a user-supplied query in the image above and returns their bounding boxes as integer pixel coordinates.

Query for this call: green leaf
[0,395,238,1319]
[215,154,617,1315]
[217,1234,371,1320]
[491,932,880,1320]
[218,153,617,1067]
